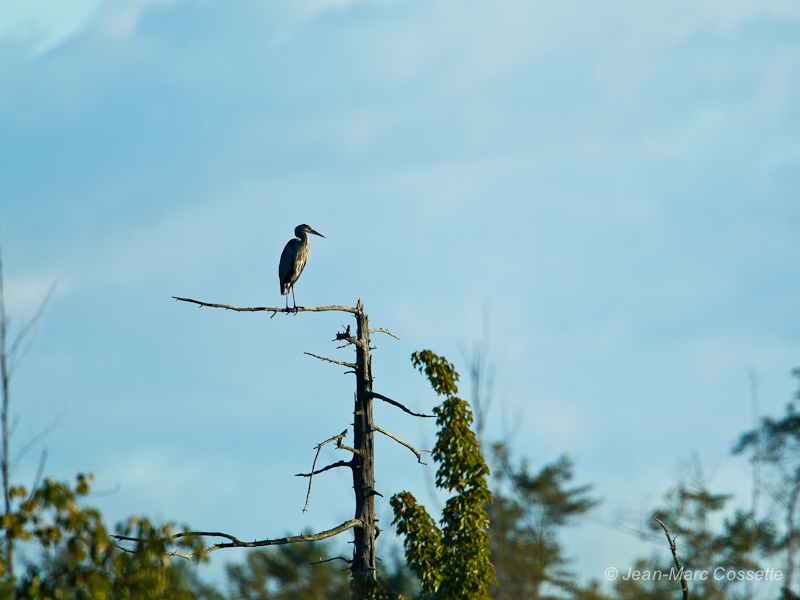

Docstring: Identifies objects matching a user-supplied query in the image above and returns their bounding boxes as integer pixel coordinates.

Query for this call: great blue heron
[279,224,325,310]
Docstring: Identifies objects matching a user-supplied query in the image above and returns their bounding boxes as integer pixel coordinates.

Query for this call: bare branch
[112,520,364,557]
[368,328,400,340]
[0,242,13,575]
[334,324,362,348]
[7,282,57,378]
[372,425,429,464]
[27,450,46,502]
[200,519,362,554]
[747,365,760,600]
[311,555,352,566]
[172,296,357,317]
[367,392,433,418]
[337,443,360,456]
[463,318,495,454]
[302,429,349,512]
[304,352,356,370]
[337,340,360,350]
[296,460,352,478]
[655,518,689,600]
[173,531,242,543]
[114,542,193,561]
[112,519,358,550]
[12,411,63,470]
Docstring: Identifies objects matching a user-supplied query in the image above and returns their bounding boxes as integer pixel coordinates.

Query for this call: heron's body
[278,224,324,309]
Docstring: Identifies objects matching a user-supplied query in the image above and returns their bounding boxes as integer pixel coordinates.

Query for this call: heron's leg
[291,287,297,311]
[284,294,289,310]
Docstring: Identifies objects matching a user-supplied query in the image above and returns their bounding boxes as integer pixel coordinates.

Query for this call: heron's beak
[308,228,325,238]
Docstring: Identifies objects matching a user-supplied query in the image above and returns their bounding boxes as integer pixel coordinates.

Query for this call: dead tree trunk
[352,298,377,583]
[162,296,432,598]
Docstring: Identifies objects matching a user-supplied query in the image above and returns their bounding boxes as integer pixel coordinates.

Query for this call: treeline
[2,271,799,600]
[486,368,800,600]
[6,361,800,600]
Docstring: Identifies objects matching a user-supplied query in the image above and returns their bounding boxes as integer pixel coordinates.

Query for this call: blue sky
[1,0,799,591]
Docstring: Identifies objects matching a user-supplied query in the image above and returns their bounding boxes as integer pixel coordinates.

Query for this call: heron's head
[295,224,325,238]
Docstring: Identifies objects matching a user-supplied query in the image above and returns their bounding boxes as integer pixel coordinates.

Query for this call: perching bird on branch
[279,224,325,310]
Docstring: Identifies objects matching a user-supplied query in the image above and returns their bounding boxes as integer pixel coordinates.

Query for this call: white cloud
[297,0,378,19]
[93,0,179,38]
[3,276,59,320]
[0,0,183,51]
[0,0,101,52]
[74,201,242,290]
[4,0,798,58]
[98,449,238,521]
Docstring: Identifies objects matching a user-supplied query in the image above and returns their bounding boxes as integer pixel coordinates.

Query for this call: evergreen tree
[489,444,598,600]
[225,539,351,600]
[734,368,800,599]
[646,461,774,600]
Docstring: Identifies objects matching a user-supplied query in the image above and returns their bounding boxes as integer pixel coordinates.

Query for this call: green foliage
[649,464,774,600]
[610,557,675,600]
[2,473,207,599]
[226,539,350,600]
[432,397,487,495]
[391,492,443,595]
[570,580,613,600]
[489,444,598,600]
[380,549,420,599]
[733,372,800,597]
[392,350,493,600]
[351,574,399,600]
[223,538,415,600]
[411,352,459,398]
[714,509,778,570]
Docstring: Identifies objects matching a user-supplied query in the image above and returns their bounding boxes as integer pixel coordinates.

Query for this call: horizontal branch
[205,520,362,554]
[296,459,353,477]
[372,425,429,465]
[311,556,352,566]
[113,530,240,544]
[304,352,356,369]
[368,328,400,340]
[113,520,363,557]
[172,296,357,316]
[367,392,434,418]
[115,543,193,562]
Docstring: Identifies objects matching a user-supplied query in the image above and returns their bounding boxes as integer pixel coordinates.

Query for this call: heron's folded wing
[279,238,303,292]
